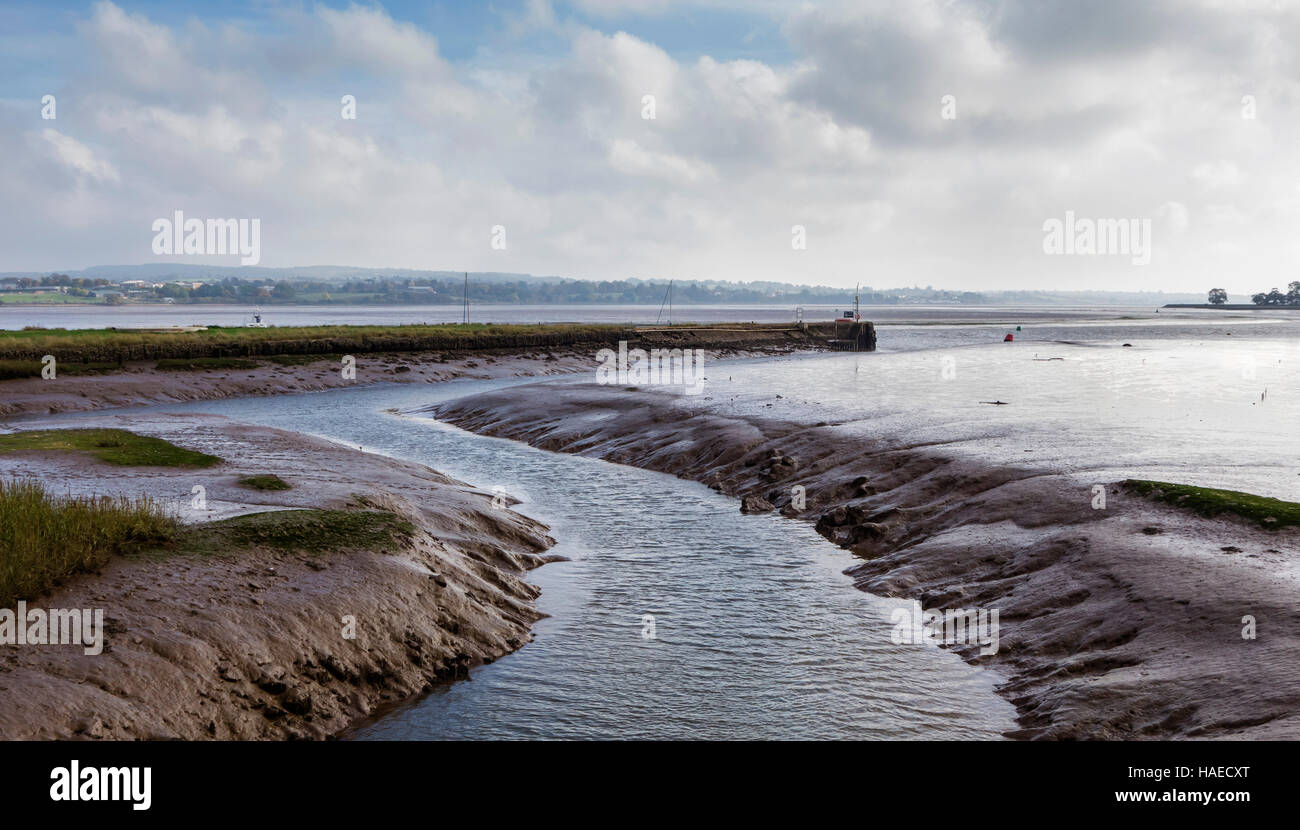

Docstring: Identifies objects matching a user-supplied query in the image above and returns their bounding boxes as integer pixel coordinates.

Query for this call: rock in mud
[740,494,776,513]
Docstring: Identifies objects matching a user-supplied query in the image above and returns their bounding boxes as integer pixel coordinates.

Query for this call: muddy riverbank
[0,412,558,740]
[432,382,1300,740]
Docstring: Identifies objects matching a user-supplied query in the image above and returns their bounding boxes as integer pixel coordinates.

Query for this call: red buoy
[1003,333,1014,342]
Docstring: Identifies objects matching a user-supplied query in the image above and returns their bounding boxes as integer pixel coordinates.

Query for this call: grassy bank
[155,357,261,371]
[237,474,291,491]
[0,359,121,380]
[0,322,627,365]
[0,478,408,606]
[168,508,415,558]
[0,428,222,468]
[0,479,176,607]
[0,321,839,382]
[1125,479,1300,529]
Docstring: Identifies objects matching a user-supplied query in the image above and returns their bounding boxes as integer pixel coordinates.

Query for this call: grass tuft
[174,509,415,556]
[1124,479,1300,530]
[0,428,222,468]
[0,479,176,607]
[237,474,291,491]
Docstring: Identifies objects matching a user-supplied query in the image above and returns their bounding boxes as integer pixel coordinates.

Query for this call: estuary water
[124,380,1017,740]
[27,305,1297,738]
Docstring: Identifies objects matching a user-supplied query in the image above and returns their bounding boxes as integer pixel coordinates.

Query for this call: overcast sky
[3,0,1298,293]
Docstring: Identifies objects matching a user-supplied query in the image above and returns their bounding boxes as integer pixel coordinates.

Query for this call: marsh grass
[154,357,261,371]
[0,428,222,468]
[262,353,339,366]
[168,508,415,557]
[0,479,176,607]
[0,322,627,366]
[237,474,291,491]
[1125,479,1300,530]
[0,359,122,380]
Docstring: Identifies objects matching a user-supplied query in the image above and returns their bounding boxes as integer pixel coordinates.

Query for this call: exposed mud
[0,342,813,420]
[432,383,1300,740]
[0,413,559,740]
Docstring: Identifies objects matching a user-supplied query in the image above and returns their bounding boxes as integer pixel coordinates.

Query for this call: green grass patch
[154,357,261,371]
[0,479,176,607]
[0,428,222,468]
[0,293,104,304]
[172,508,415,557]
[0,359,39,380]
[237,474,291,491]
[0,360,122,379]
[1124,479,1300,530]
[0,322,628,365]
[262,353,338,366]
[58,362,122,376]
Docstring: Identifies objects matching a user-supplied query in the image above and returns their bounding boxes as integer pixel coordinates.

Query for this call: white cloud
[38,129,119,183]
[316,5,446,77]
[4,0,1300,294]
[608,138,718,184]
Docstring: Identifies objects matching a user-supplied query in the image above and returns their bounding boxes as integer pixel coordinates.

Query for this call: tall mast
[463,272,468,324]
[656,279,674,325]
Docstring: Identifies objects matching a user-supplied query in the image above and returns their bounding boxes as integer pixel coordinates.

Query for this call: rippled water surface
[132,381,1016,740]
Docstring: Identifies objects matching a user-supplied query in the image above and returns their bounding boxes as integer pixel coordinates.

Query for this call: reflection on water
[677,333,1300,501]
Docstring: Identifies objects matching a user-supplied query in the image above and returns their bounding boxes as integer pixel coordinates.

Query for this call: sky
[2,0,1298,293]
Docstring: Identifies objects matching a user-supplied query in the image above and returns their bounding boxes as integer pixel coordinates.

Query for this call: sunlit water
[673,327,1300,500]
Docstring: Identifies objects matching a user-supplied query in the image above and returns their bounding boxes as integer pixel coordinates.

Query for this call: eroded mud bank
[432,383,1300,739]
[0,413,558,740]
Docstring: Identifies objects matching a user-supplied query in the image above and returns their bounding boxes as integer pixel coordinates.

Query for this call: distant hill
[0,264,1219,306]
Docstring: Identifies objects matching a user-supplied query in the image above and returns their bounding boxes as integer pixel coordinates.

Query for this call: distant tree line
[1248,282,1300,306]
[13,273,997,306]
[1207,284,1300,305]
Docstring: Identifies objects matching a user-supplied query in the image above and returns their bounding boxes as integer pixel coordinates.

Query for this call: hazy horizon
[0,261,1241,302]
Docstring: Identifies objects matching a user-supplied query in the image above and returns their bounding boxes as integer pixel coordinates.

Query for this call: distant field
[0,428,222,468]
[0,293,106,304]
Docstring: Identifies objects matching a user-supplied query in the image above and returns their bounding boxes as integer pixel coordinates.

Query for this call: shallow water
[119,381,1015,740]
[7,301,1294,332]
[672,324,1300,500]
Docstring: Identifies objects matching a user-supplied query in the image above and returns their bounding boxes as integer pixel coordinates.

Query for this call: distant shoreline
[1162,303,1300,310]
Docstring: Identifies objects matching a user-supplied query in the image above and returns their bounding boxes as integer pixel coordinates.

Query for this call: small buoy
[1122,343,1132,347]
[1003,333,1014,342]
[1016,325,1021,331]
